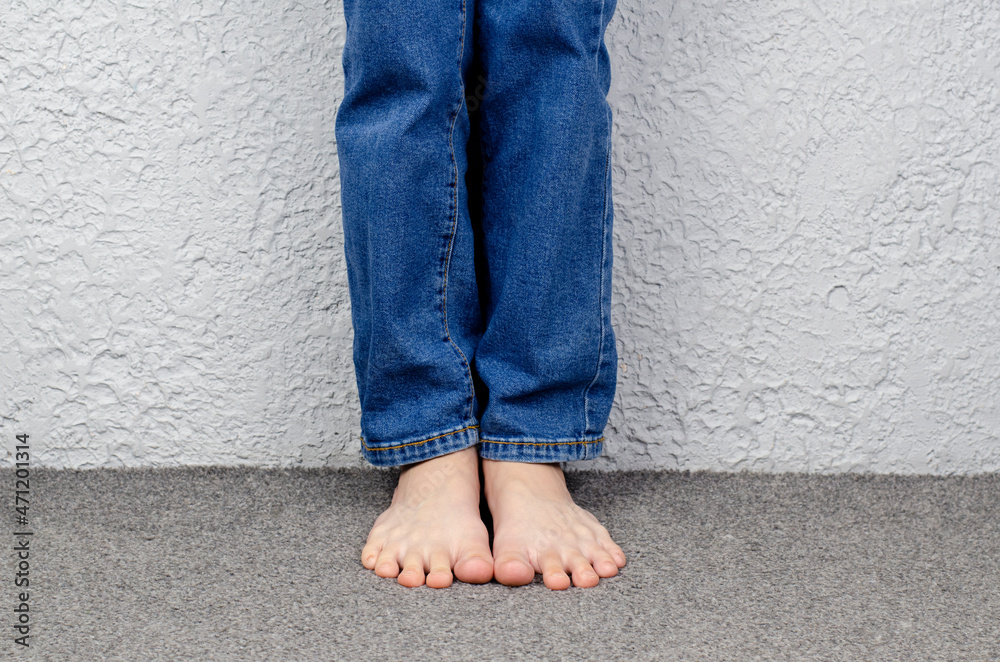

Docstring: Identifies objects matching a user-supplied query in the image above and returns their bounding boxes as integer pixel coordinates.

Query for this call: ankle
[394,446,480,501]
[481,459,568,501]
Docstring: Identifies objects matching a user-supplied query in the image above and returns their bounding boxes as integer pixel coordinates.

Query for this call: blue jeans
[335,0,618,466]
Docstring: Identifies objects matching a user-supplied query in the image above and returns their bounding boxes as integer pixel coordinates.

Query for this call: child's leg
[473,0,626,589]
[336,0,490,587]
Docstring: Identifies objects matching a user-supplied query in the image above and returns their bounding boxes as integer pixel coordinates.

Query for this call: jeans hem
[478,435,605,463]
[360,423,480,467]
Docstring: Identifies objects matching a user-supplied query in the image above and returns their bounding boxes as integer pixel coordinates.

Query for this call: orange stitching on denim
[479,437,605,447]
[584,5,614,433]
[583,88,613,432]
[443,0,476,420]
[361,424,479,452]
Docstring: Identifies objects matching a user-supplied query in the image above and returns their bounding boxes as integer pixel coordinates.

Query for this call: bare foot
[481,459,626,590]
[361,446,493,588]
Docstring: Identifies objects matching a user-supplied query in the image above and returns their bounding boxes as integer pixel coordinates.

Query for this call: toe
[454,553,494,584]
[425,570,453,589]
[361,541,382,570]
[567,552,600,588]
[493,553,535,586]
[598,538,626,568]
[540,553,571,591]
[587,544,619,578]
[397,553,426,588]
[425,551,454,589]
[374,549,400,579]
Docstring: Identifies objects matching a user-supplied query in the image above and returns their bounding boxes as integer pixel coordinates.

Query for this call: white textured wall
[1,0,998,474]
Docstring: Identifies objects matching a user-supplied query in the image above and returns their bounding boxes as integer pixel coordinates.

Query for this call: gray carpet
[3,466,998,661]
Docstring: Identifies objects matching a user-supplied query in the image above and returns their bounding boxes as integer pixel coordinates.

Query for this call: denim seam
[480,437,605,447]
[595,0,606,68]
[582,22,613,433]
[443,0,476,421]
[361,424,480,452]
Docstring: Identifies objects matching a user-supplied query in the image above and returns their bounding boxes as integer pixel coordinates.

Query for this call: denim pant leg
[336,0,483,466]
[472,0,620,462]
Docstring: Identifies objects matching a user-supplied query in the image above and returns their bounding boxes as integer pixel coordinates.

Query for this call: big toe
[454,554,494,584]
[493,556,535,586]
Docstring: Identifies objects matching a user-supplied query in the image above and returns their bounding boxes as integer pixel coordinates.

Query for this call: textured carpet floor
[2,466,998,661]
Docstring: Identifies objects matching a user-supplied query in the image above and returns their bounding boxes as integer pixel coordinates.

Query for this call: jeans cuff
[478,434,605,463]
[360,423,480,467]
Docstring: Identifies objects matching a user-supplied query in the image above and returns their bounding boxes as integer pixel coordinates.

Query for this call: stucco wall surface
[1,0,998,473]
